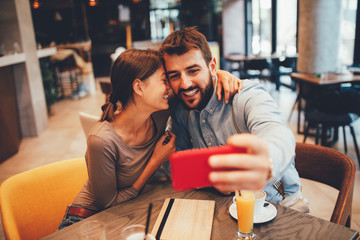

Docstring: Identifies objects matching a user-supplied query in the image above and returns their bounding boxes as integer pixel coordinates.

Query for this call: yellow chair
[0,158,88,240]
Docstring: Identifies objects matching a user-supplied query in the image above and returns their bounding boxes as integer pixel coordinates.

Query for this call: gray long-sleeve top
[72,110,168,211]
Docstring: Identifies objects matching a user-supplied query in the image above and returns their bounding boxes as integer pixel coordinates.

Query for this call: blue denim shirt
[170,80,302,203]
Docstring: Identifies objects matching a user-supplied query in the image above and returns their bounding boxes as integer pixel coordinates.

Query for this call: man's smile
[182,89,199,97]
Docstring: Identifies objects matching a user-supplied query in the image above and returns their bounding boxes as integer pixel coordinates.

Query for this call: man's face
[164,49,217,110]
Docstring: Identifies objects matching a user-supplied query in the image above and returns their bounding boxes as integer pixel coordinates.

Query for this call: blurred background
[0,0,360,236]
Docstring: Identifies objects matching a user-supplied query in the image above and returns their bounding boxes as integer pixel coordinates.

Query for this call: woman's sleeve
[86,135,139,210]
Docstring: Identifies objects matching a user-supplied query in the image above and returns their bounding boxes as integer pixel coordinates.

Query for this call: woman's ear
[133,79,143,96]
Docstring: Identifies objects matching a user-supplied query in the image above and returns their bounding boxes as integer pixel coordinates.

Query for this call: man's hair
[160,26,212,64]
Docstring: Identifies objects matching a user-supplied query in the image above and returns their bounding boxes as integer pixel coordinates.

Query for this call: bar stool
[303,110,360,166]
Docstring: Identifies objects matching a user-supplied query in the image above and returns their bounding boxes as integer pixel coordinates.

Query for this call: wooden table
[290,72,360,134]
[43,182,359,240]
[291,72,360,86]
[225,54,276,62]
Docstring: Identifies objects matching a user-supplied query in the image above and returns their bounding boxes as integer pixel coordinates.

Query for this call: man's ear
[133,79,143,96]
[209,57,217,79]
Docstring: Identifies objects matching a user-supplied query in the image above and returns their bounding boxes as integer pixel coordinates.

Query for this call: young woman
[58,48,241,230]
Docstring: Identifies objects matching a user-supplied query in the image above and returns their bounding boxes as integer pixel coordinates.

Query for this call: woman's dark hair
[100,49,164,122]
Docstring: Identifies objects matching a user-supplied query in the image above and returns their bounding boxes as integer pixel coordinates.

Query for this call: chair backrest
[294,142,355,227]
[0,158,88,240]
[244,59,271,71]
[79,112,99,138]
[272,57,297,69]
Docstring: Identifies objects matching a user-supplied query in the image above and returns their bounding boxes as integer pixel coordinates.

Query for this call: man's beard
[177,74,214,111]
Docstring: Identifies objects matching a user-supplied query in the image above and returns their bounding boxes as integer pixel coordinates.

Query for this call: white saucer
[229,201,277,224]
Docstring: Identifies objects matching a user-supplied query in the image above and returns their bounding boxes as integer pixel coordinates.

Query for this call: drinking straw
[235,190,241,198]
[145,203,153,240]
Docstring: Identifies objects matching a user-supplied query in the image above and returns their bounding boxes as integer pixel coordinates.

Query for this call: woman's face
[141,66,170,111]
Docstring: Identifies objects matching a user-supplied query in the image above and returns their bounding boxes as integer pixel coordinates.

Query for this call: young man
[161,27,306,210]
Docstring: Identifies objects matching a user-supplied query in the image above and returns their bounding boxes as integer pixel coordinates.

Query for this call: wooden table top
[291,72,360,86]
[43,182,359,240]
[225,54,297,62]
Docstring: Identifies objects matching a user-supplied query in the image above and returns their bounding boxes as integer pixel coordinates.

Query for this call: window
[276,0,297,56]
[340,0,357,66]
[149,0,180,40]
[251,0,272,55]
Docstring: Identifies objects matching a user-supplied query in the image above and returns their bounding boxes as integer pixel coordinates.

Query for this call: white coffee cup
[233,189,267,216]
[119,224,156,240]
[253,190,266,215]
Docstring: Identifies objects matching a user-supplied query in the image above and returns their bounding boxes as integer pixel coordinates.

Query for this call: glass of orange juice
[235,190,256,240]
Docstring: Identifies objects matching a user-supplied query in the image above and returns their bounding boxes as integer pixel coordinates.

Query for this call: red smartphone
[170,145,248,191]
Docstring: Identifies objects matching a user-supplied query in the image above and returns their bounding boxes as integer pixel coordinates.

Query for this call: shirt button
[209,109,213,114]
[202,119,206,123]
[208,142,212,146]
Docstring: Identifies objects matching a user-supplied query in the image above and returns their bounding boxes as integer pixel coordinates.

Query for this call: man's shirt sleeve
[232,82,296,181]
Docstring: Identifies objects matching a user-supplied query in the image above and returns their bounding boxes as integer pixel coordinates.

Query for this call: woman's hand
[150,131,176,167]
[132,131,176,192]
[215,69,242,103]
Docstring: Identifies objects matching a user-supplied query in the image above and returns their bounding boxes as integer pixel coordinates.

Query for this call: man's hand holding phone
[208,134,271,192]
[170,134,271,193]
[170,145,247,191]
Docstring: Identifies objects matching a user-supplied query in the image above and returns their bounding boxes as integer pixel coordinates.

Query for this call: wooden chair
[294,142,355,227]
[0,158,88,240]
[242,58,272,81]
[271,57,297,90]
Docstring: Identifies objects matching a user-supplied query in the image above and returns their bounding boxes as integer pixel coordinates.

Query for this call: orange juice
[235,191,255,233]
